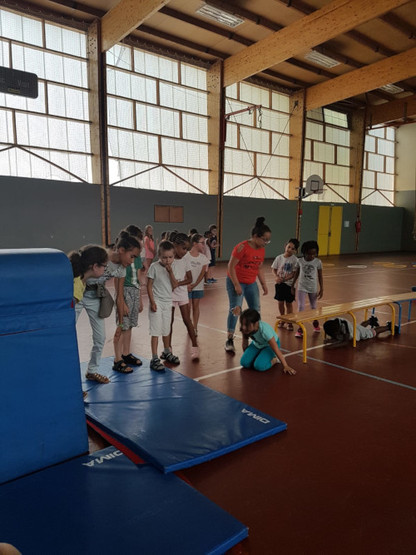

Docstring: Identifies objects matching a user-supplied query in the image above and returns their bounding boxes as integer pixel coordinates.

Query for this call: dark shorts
[274,283,295,303]
[188,290,204,299]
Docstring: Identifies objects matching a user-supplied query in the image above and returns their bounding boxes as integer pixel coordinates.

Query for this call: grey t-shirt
[147,261,173,303]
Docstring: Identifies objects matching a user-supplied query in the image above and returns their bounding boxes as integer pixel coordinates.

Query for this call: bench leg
[300,323,307,363]
[349,312,357,347]
[388,304,396,336]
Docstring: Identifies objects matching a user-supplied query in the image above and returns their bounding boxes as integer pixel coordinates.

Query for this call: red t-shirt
[229,240,265,284]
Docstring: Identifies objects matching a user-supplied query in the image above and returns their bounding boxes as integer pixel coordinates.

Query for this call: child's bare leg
[179,303,198,346]
[162,335,171,349]
[151,336,159,357]
[374,324,391,335]
[114,328,123,361]
[278,300,285,316]
[192,298,200,331]
[167,307,175,349]
[285,302,294,330]
[121,328,132,356]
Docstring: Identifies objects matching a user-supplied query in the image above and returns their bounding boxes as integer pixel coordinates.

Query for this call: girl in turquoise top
[240,309,296,374]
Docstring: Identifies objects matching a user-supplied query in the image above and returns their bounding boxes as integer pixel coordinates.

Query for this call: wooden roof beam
[223,0,411,87]
[366,94,416,126]
[306,46,416,110]
[101,0,172,52]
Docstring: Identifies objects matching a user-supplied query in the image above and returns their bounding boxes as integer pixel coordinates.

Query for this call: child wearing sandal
[187,233,210,336]
[239,309,296,374]
[69,245,108,394]
[271,238,299,332]
[292,240,323,338]
[75,234,140,383]
[167,232,199,362]
[147,240,178,372]
[113,225,144,372]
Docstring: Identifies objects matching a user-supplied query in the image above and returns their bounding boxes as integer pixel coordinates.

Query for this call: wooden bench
[274,296,399,363]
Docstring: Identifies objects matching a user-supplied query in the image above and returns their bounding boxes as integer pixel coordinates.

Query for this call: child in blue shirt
[239,309,296,374]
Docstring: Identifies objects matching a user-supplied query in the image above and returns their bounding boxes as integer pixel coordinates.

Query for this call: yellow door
[328,206,342,255]
[317,206,330,256]
[317,206,342,256]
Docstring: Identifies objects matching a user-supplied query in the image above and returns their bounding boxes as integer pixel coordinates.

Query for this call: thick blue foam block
[0,447,247,554]
[0,249,88,484]
[83,357,287,473]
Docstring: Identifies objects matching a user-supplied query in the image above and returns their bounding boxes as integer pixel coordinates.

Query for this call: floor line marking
[304,355,416,391]
[195,366,242,381]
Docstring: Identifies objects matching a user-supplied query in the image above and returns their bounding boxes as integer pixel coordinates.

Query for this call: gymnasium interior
[1,1,416,554]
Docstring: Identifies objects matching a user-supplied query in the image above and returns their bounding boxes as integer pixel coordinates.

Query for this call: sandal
[112,360,133,374]
[86,372,110,384]
[287,323,294,331]
[160,351,180,364]
[122,353,143,366]
[150,357,166,372]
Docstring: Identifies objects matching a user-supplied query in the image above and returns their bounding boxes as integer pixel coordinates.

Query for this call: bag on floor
[97,283,114,318]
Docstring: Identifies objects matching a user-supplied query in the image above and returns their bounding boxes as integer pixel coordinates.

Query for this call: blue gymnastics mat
[83,357,287,473]
[0,447,247,554]
[0,249,87,484]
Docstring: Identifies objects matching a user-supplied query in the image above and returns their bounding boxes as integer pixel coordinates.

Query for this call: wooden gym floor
[78,251,416,555]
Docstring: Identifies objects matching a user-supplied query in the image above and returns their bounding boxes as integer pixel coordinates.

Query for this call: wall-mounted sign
[0,66,38,98]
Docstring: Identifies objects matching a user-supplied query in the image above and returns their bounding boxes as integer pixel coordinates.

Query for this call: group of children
[70,225,217,383]
[271,238,323,338]
[70,224,394,385]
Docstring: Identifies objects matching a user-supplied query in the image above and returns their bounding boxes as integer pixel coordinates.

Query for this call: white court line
[195,366,242,381]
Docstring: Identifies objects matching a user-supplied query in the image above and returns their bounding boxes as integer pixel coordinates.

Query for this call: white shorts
[148,300,172,337]
[356,324,376,341]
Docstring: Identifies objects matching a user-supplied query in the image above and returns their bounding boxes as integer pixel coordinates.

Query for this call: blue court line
[304,354,416,392]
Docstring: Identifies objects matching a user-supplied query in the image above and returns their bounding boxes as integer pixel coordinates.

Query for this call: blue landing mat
[0,447,247,554]
[82,357,287,473]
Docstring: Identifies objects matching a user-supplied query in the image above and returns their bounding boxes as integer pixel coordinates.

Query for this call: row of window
[0,7,396,205]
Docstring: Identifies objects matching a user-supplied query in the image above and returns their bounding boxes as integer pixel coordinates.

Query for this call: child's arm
[291,267,300,294]
[242,333,249,352]
[189,265,208,291]
[147,277,157,312]
[228,255,242,295]
[268,337,296,375]
[257,265,268,295]
[165,264,179,290]
[317,268,324,299]
[323,334,349,348]
[272,267,282,283]
[178,270,192,288]
[115,277,128,318]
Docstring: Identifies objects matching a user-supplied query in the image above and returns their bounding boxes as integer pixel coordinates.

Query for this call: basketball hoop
[301,175,324,198]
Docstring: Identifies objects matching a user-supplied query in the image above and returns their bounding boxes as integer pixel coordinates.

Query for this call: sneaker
[225,337,235,353]
[150,357,166,372]
[295,329,303,338]
[386,321,400,335]
[368,315,379,328]
[287,323,294,331]
[312,320,320,333]
[210,278,218,283]
[191,346,199,360]
[277,321,285,328]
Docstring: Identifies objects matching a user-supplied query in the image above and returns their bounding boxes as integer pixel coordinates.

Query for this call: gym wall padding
[0,249,88,484]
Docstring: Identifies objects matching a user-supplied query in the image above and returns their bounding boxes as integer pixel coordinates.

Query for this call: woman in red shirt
[225,217,271,353]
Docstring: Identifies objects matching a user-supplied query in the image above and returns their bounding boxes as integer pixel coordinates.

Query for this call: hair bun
[255,216,265,226]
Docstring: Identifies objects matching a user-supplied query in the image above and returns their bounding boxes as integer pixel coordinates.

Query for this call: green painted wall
[0,176,406,255]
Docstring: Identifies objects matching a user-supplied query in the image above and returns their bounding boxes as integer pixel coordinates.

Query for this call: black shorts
[274,283,295,303]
